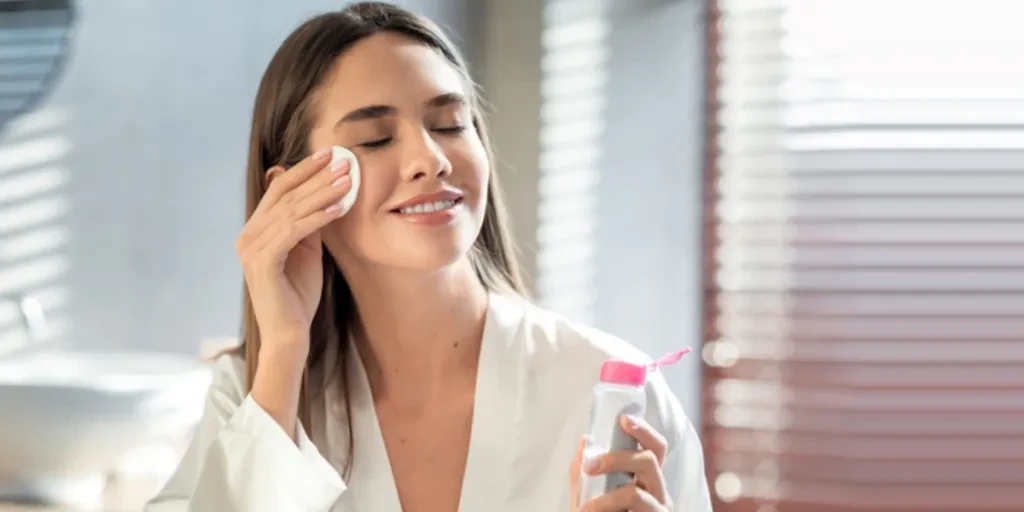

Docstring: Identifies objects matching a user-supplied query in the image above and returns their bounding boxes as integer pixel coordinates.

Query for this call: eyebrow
[335,92,468,127]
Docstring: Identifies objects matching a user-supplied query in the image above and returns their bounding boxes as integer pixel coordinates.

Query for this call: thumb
[297,230,323,253]
[569,436,585,509]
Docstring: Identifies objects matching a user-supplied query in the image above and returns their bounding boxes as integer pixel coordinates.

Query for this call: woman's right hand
[235,148,351,440]
[235,147,352,353]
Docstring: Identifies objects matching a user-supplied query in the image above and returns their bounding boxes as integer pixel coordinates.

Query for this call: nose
[399,128,452,182]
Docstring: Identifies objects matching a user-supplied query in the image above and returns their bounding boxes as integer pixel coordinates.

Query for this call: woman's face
[307,32,489,272]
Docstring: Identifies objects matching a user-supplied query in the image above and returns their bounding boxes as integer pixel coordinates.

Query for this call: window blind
[0,0,75,131]
[702,0,1024,510]
[535,0,608,323]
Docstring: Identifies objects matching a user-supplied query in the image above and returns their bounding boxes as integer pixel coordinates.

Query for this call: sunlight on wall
[535,0,609,324]
[0,107,71,354]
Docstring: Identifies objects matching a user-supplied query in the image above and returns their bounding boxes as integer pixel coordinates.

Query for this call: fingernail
[332,176,351,188]
[330,158,348,174]
[313,148,330,160]
[324,203,342,216]
[581,456,600,474]
[623,415,639,430]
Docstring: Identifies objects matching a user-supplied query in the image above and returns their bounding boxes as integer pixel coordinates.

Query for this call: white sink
[0,349,212,505]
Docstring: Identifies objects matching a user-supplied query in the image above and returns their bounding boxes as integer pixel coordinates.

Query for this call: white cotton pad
[331,145,361,216]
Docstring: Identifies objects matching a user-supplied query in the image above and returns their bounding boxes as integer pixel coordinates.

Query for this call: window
[703,0,1024,510]
[536,0,609,324]
[0,0,75,131]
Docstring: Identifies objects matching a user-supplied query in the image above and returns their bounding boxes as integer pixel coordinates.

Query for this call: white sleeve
[661,416,714,512]
[144,355,346,512]
[644,373,714,512]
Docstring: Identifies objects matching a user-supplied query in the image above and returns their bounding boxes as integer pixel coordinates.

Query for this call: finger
[621,415,669,464]
[282,158,351,207]
[259,148,333,209]
[569,436,585,509]
[246,164,350,251]
[259,201,345,257]
[570,436,585,482]
[583,448,667,505]
[248,166,284,221]
[579,483,662,512]
[248,171,351,255]
[287,174,352,220]
[252,166,287,219]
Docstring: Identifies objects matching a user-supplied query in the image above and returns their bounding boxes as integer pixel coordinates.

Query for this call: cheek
[452,139,490,204]
[326,162,391,238]
[354,148,405,210]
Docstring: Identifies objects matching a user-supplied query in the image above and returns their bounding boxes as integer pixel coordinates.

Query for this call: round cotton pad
[331,145,361,216]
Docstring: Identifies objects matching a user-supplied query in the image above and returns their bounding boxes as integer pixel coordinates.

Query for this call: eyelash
[360,125,467,149]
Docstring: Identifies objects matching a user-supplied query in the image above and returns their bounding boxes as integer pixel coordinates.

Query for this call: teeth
[400,199,456,214]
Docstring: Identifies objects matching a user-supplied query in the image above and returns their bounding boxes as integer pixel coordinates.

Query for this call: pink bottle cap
[599,360,648,386]
[598,348,693,387]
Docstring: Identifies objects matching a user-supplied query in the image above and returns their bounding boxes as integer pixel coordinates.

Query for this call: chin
[383,204,484,268]
[358,223,478,273]
[401,230,479,271]
[403,251,469,272]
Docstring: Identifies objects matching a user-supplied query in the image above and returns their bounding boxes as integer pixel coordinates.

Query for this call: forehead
[316,31,467,115]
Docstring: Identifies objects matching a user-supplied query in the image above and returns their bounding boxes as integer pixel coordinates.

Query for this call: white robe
[145,292,713,511]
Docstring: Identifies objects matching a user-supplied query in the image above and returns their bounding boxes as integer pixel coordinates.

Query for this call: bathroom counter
[0,473,164,511]
[0,438,187,512]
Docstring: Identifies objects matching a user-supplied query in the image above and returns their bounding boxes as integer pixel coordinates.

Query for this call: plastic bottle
[578,348,691,504]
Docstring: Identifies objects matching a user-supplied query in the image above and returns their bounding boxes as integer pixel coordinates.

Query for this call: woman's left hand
[569,415,672,511]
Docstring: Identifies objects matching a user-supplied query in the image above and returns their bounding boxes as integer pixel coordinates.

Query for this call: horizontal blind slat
[714,292,1024,315]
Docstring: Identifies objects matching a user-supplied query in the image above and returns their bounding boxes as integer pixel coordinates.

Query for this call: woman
[146,3,712,511]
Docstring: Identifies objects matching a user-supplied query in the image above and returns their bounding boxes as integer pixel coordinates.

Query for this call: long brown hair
[239,2,526,476]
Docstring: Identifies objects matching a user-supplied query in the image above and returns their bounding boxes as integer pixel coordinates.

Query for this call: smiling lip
[390,190,465,226]
[390,190,463,212]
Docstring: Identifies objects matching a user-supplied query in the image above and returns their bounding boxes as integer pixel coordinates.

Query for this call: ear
[265,166,286,186]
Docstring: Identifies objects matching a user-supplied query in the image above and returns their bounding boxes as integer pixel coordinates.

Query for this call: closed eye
[358,126,465,150]
[360,137,392,149]
[434,126,466,134]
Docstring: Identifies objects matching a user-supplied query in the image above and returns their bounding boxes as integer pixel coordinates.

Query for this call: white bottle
[578,349,690,504]
[579,358,648,503]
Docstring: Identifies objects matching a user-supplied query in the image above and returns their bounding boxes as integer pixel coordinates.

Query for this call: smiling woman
[144,3,712,512]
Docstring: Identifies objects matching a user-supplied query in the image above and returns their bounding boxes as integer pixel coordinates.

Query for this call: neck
[340,256,490,403]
